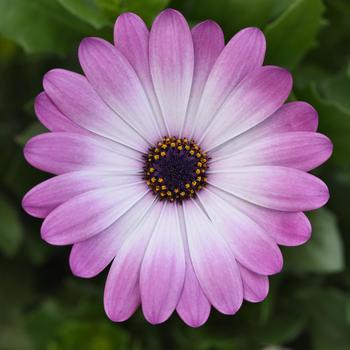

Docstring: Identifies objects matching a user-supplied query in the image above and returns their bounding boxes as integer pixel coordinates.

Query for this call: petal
[22,171,137,218]
[140,203,186,324]
[43,69,147,152]
[176,261,210,327]
[207,186,311,246]
[212,132,333,172]
[114,12,166,132]
[239,265,269,303]
[104,201,163,322]
[79,37,161,143]
[203,66,293,150]
[149,9,194,135]
[182,20,224,136]
[70,193,155,278]
[198,189,283,275]
[176,208,210,327]
[41,183,148,245]
[35,92,84,133]
[209,165,329,211]
[183,200,243,314]
[213,101,319,157]
[191,27,266,140]
[24,132,140,175]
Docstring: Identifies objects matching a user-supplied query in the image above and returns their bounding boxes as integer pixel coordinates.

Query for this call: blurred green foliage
[0,0,350,349]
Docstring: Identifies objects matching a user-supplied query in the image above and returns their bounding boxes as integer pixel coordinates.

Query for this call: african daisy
[22,9,332,327]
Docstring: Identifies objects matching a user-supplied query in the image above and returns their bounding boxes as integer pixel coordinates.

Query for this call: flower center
[144,137,209,202]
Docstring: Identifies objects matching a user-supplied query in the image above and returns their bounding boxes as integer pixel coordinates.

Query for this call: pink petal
[22,171,137,218]
[212,132,332,171]
[183,200,243,314]
[210,165,329,212]
[140,203,186,324]
[239,265,269,303]
[191,27,266,140]
[149,9,194,135]
[207,186,311,246]
[114,13,166,132]
[24,132,140,175]
[104,201,163,322]
[70,193,155,278]
[214,101,319,158]
[182,20,224,136]
[78,37,161,143]
[35,92,84,133]
[43,69,147,152]
[203,66,293,150]
[176,214,210,327]
[198,189,283,275]
[41,183,148,245]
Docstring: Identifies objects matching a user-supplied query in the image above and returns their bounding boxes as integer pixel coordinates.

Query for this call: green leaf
[172,0,276,37]
[57,0,115,29]
[48,320,130,350]
[265,0,325,69]
[256,310,306,345]
[296,83,350,165]
[0,0,94,54]
[308,289,350,350]
[119,0,169,25]
[16,122,47,147]
[0,194,24,257]
[284,208,344,274]
[321,65,350,111]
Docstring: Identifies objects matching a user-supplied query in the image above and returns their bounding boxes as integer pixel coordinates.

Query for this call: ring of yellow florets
[143,137,209,203]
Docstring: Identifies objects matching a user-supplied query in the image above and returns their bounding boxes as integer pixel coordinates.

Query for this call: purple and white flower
[22,9,332,327]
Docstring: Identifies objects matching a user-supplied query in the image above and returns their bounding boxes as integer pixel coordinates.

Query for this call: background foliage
[0,0,349,349]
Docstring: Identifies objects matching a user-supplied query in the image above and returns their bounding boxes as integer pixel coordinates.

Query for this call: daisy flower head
[22,8,332,327]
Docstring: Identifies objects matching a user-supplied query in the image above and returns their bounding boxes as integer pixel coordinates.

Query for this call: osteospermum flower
[22,9,332,327]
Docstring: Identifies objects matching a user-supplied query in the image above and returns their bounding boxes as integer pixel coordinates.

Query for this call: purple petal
[214,101,319,157]
[199,189,283,275]
[24,132,140,175]
[22,171,136,218]
[43,69,147,152]
[183,200,243,314]
[35,92,84,133]
[78,37,161,143]
[182,20,224,136]
[114,13,166,132]
[203,66,293,150]
[212,132,332,171]
[140,203,186,324]
[41,183,148,245]
[104,201,163,322]
[210,165,329,211]
[191,27,266,140]
[176,226,210,327]
[239,265,269,303]
[149,9,194,135]
[207,186,311,246]
[70,193,155,278]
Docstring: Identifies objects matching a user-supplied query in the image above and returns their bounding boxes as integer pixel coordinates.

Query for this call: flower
[22,8,332,327]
